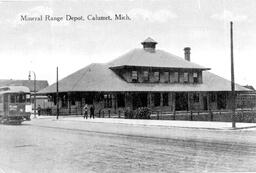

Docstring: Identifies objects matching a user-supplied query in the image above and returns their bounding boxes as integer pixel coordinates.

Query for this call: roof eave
[110,65,210,71]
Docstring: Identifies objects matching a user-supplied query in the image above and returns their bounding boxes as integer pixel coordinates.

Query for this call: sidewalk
[37,115,256,130]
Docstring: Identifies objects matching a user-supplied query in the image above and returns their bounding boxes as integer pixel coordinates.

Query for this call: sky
[0,0,256,88]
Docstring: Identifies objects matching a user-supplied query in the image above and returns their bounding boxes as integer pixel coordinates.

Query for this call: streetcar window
[0,95,2,103]
[26,94,31,103]
[16,95,20,103]
[19,94,26,103]
[10,94,16,103]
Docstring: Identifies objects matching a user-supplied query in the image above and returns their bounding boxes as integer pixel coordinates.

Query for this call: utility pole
[230,21,236,128]
[29,71,36,118]
[56,67,59,120]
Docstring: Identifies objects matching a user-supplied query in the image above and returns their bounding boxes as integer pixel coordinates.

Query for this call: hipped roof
[108,49,210,70]
[39,63,250,94]
[141,37,157,44]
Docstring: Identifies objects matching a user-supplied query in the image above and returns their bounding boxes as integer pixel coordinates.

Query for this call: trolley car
[0,86,32,124]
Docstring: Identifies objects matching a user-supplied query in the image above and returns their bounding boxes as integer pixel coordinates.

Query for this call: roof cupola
[141,37,157,53]
[184,47,191,61]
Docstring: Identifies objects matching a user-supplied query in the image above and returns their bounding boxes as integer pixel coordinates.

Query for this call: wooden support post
[210,109,213,121]
[67,92,71,114]
[207,93,210,111]
[160,93,163,107]
[187,92,190,111]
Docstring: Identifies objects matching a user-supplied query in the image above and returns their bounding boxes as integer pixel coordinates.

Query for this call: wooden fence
[40,107,256,123]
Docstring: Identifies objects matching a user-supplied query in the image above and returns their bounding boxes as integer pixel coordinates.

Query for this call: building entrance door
[175,92,188,111]
[132,93,148,109]
[217,92,226,109]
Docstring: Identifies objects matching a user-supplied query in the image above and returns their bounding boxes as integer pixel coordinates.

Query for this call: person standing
[90,104,95,119]
[37,105,41,116]
[83,104,88,119]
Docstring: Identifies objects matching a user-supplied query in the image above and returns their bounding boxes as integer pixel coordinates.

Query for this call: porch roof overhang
[39,63,251,94]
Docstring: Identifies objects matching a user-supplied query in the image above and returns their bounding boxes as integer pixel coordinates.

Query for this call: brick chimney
[184,47,191,61]
[141,37,157,53]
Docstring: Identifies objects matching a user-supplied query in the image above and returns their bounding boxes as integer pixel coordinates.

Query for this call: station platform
[36,115,256,130]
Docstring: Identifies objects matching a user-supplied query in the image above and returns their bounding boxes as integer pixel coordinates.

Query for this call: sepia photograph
[0,0,256,172]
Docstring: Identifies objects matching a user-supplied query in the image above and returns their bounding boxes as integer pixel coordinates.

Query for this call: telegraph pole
[29,71,36,118]
[230,21,236,128]
[56,67,59,120]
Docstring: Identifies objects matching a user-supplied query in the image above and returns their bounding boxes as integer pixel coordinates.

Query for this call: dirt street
[0,118,256,173]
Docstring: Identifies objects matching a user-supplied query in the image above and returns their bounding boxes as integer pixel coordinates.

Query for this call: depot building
[39,38,251,115]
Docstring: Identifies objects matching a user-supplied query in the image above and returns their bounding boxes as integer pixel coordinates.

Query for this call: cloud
[211,10,248,22]
[127,8,177,23]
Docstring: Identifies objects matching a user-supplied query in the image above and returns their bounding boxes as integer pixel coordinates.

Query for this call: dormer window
[143,71,149,81]
[193,72,198,83]
[153,71,160,82]
[184,72,189,83]
[132,70,138,82]
[163,72,169,83]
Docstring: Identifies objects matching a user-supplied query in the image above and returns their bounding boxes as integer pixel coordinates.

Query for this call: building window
[143,71,149,81]
[163,93,169,106]
[193,72,198,83]
[104,94,112,108]
[62,95,68,107]
[193,93,200,103]
[71,98,76,105]
[131,71,138,82]
[154,71,160,82]
[153,93,161,106]
[210,93,216,102]
[162,72,169,83]
[184,73,189,83]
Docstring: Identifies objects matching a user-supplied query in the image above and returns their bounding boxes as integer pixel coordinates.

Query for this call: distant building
[39,38,251,115]
[243,85,255,91]
[0,79,49,109]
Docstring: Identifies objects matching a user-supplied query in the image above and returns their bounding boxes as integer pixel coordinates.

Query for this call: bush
[135,107,151,119]
[124,107,134,119]
[124,107,151,119]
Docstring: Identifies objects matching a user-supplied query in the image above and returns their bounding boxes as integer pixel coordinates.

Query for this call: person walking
[37,105,41,116]
[83,104,88,119]
[90,104,95,119]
